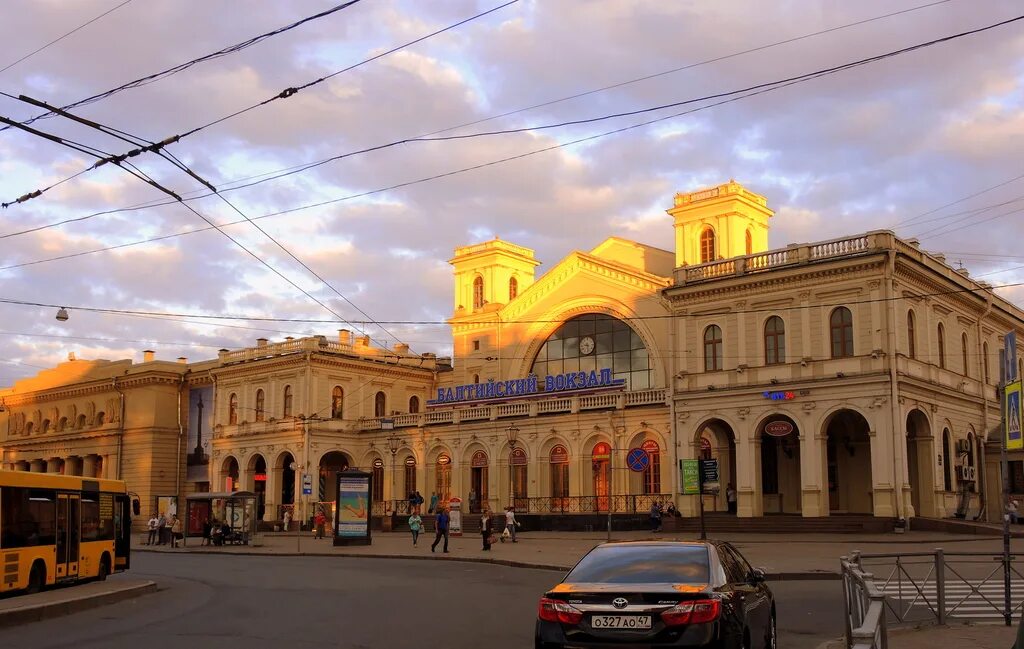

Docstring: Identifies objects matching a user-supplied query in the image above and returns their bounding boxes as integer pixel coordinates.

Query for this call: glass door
[56,494,81,580]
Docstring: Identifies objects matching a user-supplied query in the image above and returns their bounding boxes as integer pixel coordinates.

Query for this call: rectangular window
[81,495,100,542]
[472,339,480,351]
[642,454,661,494]
[1,487,57,548]
[1010,461,1024,493]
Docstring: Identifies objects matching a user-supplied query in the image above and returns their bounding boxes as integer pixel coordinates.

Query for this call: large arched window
[641,440,661,494]
[830,307,854,358]
[331,386,344,419]
[942,428,952,491]
[907,310,916,359]
[228,393,238,425]
[472,275,484,309]
[283,385,293,417]
[703,325,723,372]
[375,391,387,417]
[961,332,970,377]
[509,276,518,301]
[983,341,990,384]
[699,227,716,264]
[937,323,946,369]
[530,313,652,389]
[255,389,265,422]
[745,229,753,256]
[408,395,420,414]
[764,316,785,365]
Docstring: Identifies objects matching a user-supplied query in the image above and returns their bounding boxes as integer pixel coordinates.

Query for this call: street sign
[764,421,794,437]
[1006,332,1017,381]
[381,418,395,430]
[680,459,700,495]
[626,447,649,472]
[302,473,313,496]
[699,459,720,494]
[1006,380,1022,451]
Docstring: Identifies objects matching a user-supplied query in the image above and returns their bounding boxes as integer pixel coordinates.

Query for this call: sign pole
[607,445,613,542]
[1001,380,1011,627]
[698,462,706,541]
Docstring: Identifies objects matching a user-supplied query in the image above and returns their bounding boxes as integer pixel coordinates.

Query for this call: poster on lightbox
[187,386,213,483]
[336,475,370,538]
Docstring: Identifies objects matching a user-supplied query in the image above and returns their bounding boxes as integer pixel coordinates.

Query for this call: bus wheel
[26,563,45,594]
[97,556,110,582]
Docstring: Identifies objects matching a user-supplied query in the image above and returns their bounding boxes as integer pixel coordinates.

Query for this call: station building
[3,180,1024,530]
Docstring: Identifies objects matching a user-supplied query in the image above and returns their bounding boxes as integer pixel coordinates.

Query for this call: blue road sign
[302,473,313,496]
[626,447,649,472]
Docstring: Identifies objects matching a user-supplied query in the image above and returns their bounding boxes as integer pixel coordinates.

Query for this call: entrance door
[470,467,488,513]
[593,459,610,512]
[827,437,839,512]
[56,494,81,580]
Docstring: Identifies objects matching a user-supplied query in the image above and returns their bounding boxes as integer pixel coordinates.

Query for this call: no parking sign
[626,447,649,472]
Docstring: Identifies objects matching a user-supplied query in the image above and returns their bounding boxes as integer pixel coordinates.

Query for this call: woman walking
[408,511,423,546]
[480,509,493,551]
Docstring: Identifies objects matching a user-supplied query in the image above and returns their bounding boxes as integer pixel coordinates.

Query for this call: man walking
[314,509,327,539]
[431,507,450,553]
[503,506,518,543]
[146,513,158,545]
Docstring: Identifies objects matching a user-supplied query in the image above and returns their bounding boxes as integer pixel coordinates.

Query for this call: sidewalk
[136,530,1024,579]
[0,578,156,628]
[819,624,1018,649]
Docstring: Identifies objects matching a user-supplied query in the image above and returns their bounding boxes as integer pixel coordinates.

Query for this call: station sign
[428,369,625,406]
[764,421,794,437]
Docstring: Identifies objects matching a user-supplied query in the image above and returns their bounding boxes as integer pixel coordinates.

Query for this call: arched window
[435,454,452,500]
[472,275,484,309]
[374,391,387,417]
[509,276,518,301]
[408,395,420,414]
[228,393,238,425]
[983,341,990,383]
[830,307,854,358]
[937,323,946,369]
[703,325,723,372]
[57,417,67,432]
[96,412,106,426]
[961,332,970,377]
[530,313,652,390]
[42,419,50,434]
[764,316,785,365]
[641,440,661,494]
[550,445,570,503]
[942,428,953,491]
[404,456,417,497]
[255,389,265,422]
[745,229,753,256]
[283,385,293,417]
[907,310,916,359]
[472,374,480,384]
[76,414,86,429]
[331,386,344,419]
[699,227,716,264]
[25,421,34,435]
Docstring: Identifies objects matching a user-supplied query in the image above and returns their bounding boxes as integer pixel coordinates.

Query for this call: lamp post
[506,423,520,511]
[387,433,401,513]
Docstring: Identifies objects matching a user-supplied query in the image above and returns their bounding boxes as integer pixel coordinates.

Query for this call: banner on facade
[680,459,700,495]
[333,471,372,546]
[186,386,213,483]
[1006,380,1022,451]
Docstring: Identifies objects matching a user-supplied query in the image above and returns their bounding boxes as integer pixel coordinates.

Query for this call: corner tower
[449,238,540,316]
[667,180,773,267]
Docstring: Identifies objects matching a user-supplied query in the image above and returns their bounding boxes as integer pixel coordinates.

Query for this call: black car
[535,541,775,648]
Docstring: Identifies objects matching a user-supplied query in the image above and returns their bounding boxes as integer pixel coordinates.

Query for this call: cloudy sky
[0,0,1022,383]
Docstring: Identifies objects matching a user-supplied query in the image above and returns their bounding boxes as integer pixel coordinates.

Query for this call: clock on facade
[579,336,595,355]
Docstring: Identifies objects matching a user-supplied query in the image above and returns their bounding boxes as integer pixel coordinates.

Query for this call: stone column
[800,426,826,517]
[30,459,45,472]
[736,433,757,518]
[47,457,62,473]
[83,455,98,478]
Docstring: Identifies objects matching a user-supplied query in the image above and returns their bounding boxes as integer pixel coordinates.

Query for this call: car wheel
[26,562,45,594]
[765,613,777,649]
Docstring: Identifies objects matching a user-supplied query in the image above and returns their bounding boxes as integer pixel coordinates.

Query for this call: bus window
[0,487,57,548]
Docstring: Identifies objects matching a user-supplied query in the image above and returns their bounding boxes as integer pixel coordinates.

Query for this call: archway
[591,441,612,512]
[247,454,267,520]
[757,415,801,514]
[276,452,295,523]
[906,410,935,517]
[468,449,488,513]
[221,456,239,492]
[824,409,874,514]
[695,419,736,513]
[318,451,351,504]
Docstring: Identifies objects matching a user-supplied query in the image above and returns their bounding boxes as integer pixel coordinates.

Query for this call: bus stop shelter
[184,491,258,546]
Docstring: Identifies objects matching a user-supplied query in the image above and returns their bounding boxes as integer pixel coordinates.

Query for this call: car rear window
[565,545,710,584]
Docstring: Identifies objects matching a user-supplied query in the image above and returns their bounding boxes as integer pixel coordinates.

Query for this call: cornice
[4,372,182,406]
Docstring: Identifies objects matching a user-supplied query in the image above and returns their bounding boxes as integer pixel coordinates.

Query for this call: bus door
[114,494,131,570]
[56,493,81,580]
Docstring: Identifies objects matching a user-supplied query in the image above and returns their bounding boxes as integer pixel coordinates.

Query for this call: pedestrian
[157,512,167,545]
[408,511,423,546]
[431,507,450,553]
[414,491,424,514]
[428,491,439,514]
[503,505,518,543]
[146,513,158,545]
[407,491,417,514]
[480,509,493,551]
[726,483,737,515]
[649,501,662,533]
[170,515,183,548]
[201,517,212,546]
[314,509,327,539]
[1009,500,1020,525]
[282,507,292,532]
[469,488,477,512]
[665,502,678,517]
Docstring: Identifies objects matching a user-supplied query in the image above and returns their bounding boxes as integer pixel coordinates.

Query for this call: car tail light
[661,599,721,626]
[538,597,583,625]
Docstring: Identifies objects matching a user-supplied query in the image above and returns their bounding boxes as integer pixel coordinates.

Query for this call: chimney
[338,329,351,345]
[177,357,187,364]
[67,352,76,361]
[393,343,410,355]
[256,338,268,347]
[143,350,155,363]
[906,238,920,248]
[356,335,370,347]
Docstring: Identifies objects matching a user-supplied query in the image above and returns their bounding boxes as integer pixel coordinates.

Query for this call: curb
[135,547,841,580]
[0,580,157,628]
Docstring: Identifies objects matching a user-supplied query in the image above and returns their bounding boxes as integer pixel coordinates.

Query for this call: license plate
[591,615,652,629]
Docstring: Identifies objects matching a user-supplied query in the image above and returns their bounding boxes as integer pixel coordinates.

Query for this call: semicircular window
[530,313,651,390]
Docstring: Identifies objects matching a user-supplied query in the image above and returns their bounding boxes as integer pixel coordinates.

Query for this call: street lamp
[506,423,520,509]
[386,433,401,512]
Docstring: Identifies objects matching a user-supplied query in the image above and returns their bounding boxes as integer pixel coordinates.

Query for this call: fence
[368,494,672,516]
[841,549,1022,649]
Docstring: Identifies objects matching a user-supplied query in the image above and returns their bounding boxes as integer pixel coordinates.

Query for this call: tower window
[699,227,716,264]
[509,276,518,300]
[473,276,484,309]
[745,229,753,256]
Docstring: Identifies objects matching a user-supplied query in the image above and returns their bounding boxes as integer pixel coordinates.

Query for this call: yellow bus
[0,470,136,594]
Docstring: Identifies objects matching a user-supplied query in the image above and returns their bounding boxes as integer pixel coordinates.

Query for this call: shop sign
[471,451,488,468]
[680,459,700,495]
[511,448,529,466]
[428,368,625,406]
[373,458,384,469]
[591,442,611,461]
[641,440,660,453]
[437,454,451,466]
[405,456,417,466]
[549,445,569,464]
[762,390,796,401]
[254,473,267,482]
[764,421,794,437]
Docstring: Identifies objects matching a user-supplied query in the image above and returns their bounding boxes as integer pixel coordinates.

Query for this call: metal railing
[369,494,671,516]
[841,555,888,649]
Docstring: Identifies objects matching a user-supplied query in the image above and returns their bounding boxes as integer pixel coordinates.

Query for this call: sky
[0,0,1023,383]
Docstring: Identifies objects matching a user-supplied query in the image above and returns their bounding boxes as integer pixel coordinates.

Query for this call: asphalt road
[0,553,845,648]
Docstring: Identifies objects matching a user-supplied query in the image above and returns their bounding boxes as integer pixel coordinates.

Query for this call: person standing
[157,512,167,545]
[314,509,327,539]
[414,491,424,514]
[649,501,662,533]
[408,511,423,546]
[480,509,493,551]
[504,506,518,543]
[201,517,212,546]
[431,507,450,553]
[726,483,737,515]
[146,513,158,545]
[428,491,439,514]
[170,515,183,548]
[282,507,292,532]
